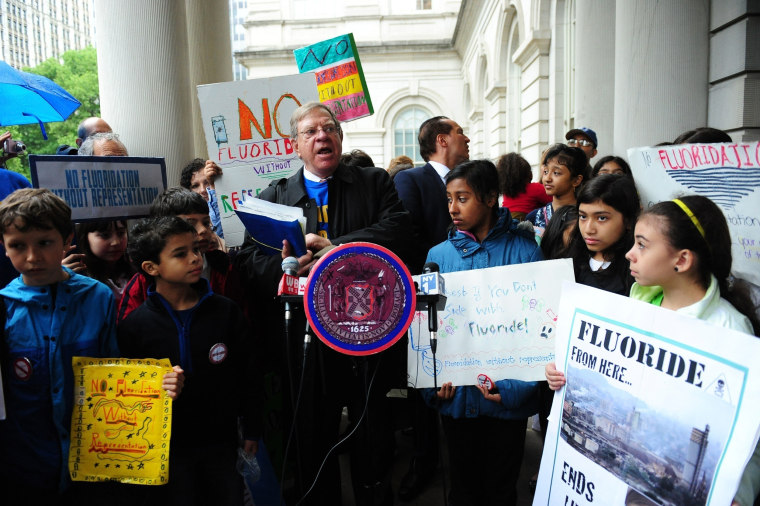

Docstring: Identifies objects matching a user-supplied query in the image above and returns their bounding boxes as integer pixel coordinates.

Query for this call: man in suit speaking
[394,116,470,273]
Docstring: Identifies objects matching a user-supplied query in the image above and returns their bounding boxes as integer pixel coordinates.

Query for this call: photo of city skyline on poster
[561,365,733,506]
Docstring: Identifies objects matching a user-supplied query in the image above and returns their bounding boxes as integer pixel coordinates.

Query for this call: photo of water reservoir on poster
[561,364,735,506]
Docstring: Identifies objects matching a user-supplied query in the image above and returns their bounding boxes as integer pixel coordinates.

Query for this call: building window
[416,0,431,9]
[393,107,431,165]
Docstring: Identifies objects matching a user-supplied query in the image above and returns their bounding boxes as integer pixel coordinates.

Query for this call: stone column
[574,0,615,157]
[613,0,709,156]
[95,0,195,185]
[185,0,233,159]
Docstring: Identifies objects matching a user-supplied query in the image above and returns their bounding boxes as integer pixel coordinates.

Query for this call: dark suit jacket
[393,163,451,272]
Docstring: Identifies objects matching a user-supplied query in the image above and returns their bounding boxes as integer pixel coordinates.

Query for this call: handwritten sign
[29,155,167,221]
[69,357,173,485]
[197,74,318,246]
[407,259,574,388]
[535,282,760,505]
[293,33,373,122]
[628,142,760,285]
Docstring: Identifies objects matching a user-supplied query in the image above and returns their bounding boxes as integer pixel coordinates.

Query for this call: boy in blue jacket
[422,160,543,506]
[118,216,259,506]
[0,188,182,504]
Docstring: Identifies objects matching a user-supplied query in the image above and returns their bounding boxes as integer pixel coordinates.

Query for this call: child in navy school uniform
[118,216,259,506]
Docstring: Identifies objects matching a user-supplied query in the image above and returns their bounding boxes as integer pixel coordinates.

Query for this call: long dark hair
[568,174,641,287]
[496,152,532,198]
[76,220,134,285]
[642,196,759,335]
[541,205,578,260]
[591,156,633,178]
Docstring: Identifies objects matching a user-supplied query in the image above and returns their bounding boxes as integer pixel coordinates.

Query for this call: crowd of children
[0,132,758,506]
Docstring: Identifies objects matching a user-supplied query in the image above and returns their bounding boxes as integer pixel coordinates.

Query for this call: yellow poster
[69,357,173,485]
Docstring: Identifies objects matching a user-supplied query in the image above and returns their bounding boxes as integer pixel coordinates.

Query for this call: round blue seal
[304,242,416,356]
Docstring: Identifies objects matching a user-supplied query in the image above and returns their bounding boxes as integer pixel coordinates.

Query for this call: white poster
[628,142,760,285]
[535,282,760,506]
[197,74,319,246]
[29,155,166,221]
[407,259,575,388]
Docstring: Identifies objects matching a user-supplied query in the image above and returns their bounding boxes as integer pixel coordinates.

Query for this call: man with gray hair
[78,132,128,157]
[236,101,415,505]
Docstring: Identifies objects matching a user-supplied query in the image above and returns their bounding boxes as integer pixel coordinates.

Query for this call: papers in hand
[234,198,307,256]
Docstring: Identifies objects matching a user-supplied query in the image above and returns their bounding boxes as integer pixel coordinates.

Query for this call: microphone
[278,256,300,297]
[420,262,444,353]
[418,262,446,389]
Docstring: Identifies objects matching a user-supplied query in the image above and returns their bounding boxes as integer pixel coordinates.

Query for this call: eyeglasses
[298,124,341,140]
[567,139,594,148]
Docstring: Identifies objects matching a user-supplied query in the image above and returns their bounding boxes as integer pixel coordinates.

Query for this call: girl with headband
[547,194,760,504]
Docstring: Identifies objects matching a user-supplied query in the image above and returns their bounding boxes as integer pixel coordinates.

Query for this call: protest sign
[407,259,574,388]
[29,155,166,221]
[69,357,173,485]
[293,33,373,122]
[197,74,318,246]
[628,142,760,285]
[535,282,760,506]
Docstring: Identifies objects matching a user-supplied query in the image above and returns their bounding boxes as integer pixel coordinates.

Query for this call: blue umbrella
[0,60,81,140]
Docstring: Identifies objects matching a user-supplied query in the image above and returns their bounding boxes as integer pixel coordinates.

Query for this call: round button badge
[304,242,416,356]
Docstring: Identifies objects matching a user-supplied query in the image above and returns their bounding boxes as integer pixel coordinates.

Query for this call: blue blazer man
[394,116,470,272]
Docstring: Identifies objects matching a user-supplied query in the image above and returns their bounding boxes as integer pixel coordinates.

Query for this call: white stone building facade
[237,0,759,171]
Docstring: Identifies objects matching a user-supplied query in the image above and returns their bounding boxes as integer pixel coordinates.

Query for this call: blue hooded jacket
[0,268,117,491]
[421,208,543,420]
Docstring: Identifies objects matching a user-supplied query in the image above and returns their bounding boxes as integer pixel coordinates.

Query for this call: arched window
[393,107,431,165]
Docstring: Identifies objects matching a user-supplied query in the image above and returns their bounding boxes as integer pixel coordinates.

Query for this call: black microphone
[421,262,445,354]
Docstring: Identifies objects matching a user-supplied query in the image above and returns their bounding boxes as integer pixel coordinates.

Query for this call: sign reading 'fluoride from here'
[536,282,760,506]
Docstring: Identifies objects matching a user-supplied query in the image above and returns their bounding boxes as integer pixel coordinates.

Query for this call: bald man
[76,117,112,147]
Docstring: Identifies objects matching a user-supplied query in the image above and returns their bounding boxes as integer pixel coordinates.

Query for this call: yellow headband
[672,199,706,240]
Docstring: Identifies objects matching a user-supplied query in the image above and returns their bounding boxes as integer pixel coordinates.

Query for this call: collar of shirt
[428,160,450,183]
[303,168,332,183]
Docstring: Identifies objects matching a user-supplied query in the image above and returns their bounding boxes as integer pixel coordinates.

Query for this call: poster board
[69,357,173,485]
[535,282,760,505]
[628,142,760,285]
[197,74,319,246]
[407,259,575,388]
[293,33,373,122]
[29,155,167,221]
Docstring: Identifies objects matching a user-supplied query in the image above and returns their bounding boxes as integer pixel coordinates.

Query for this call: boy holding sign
[119,216,259,505]
[0,189,182,504]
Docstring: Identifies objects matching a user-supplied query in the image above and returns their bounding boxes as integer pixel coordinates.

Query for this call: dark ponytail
[643,196,759,335]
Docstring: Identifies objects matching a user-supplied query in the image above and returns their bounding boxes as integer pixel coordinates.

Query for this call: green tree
[3,46,100,178]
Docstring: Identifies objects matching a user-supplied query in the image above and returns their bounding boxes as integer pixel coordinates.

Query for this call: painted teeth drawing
[667,166,760,209]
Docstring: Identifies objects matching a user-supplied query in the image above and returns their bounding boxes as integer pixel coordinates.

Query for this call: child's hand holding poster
[535,282,760,506]
[69,357,173,485]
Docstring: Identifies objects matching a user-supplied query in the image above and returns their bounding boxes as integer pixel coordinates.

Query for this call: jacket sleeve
[330,168,416,263]
[117,273,148,325]
[735,440,760,506]
[232,305,263,441]
[99,292,120,357]
[494,378,539,410]
[233,184,288,297]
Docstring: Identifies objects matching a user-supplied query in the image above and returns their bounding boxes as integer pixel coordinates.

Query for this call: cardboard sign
[408,259,575,387]
[197,74,319,246]
[293,33,373,122]
[69,357,173,485]
[29,155,167,221]
[628,142,760,285]
[535,282,760,505]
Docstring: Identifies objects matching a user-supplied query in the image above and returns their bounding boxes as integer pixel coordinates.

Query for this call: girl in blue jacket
[423,159,543,506]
